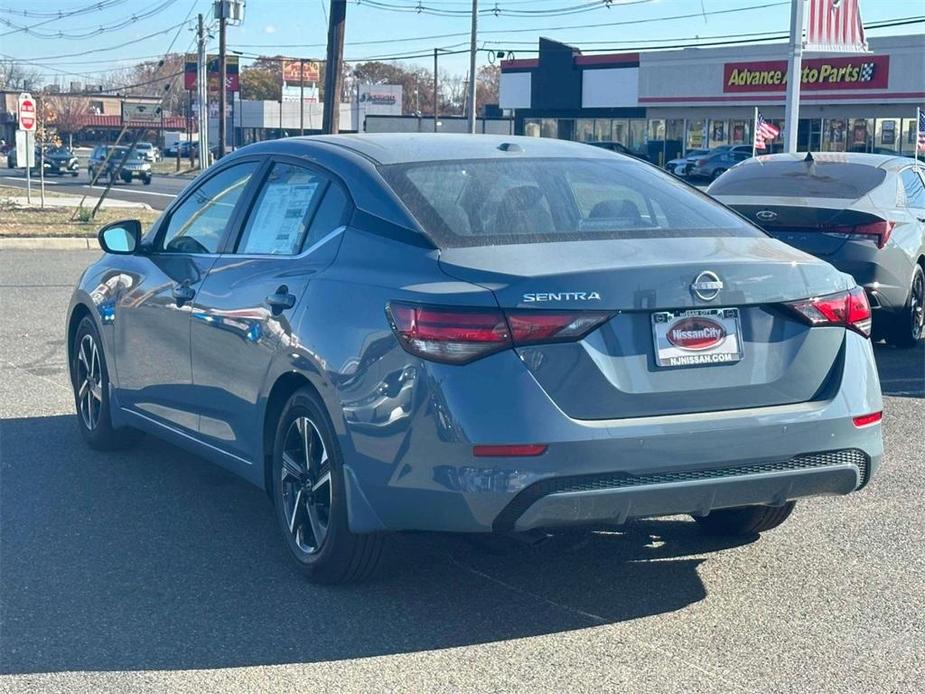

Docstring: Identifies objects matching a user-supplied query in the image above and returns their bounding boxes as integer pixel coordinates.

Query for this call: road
[1,169,189,211]
[1,250,923,694]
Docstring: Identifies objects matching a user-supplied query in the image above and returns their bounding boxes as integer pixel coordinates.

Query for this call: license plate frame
[651,307,743,368]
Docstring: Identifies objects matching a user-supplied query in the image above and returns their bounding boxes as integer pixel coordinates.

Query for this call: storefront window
[594,118,613,142]
[628,119,646,151]
[612,119,628,146]
[557,119,575,141]
[730,120,748,145]
[708,119,728,148]
[575,119,594,142]
[648,119,666,166]
[687,119,706,150]
[524,119,541,138]
[822,119,847,152]
[665,119,685,161]
[901,118,918,155]
[875,118,900,152]
[848,118,873,153]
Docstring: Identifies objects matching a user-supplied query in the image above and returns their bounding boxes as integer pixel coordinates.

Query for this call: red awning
[80,114,193,130]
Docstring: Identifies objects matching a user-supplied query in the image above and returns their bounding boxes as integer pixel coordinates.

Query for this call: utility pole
[300,58,305,135]
[467,0,478,134]
[783,0,806,153]
[322,1,346,135]
[433,47,439,133]
[197,13,208,167]
[217,4,227,159]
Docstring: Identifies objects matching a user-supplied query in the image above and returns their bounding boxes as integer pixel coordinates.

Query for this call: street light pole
[217,4,227,159]
[197,13,208,167]
[433,47,439,133]
[783,0,806,153]
[300,58,305,135]
[467,0,478,134]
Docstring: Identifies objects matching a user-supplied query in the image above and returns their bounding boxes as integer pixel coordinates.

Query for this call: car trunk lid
[439,237,850,419]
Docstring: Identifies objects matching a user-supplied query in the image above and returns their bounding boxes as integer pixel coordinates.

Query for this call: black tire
[270,387,385,583]
[71,171,79,177]
[142,175,152,186]
[711,168,727,181]
[693,501,796,537]
[71,316,142,450]
[885,264,924,348]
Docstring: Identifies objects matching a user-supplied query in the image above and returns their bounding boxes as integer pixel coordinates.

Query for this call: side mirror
[98,220,142,255]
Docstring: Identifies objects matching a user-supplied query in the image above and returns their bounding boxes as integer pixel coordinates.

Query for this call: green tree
[241,66,281,101]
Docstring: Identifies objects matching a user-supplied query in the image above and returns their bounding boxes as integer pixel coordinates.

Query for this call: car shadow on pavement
[1,414,755,675]
[872,342,925,399]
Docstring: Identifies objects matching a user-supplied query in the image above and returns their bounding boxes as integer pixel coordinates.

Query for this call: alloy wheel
[911,268,924,341]
[76,334,103,430]
[280,416,333,555]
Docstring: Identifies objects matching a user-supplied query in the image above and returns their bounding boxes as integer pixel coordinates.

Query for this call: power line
[357,0,656,17]
[0,0,130,37]
[5,19,196,61]
[1,0,182,40]
[0,0,127,18]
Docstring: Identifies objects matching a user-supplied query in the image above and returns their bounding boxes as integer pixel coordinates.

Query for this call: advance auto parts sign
[723,55,889,93]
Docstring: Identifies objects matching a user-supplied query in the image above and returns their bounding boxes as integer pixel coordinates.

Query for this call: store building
[500,34,924,166]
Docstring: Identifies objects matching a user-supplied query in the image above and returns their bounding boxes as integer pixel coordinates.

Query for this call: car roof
[738,151,911,171]
[285,133,618,165]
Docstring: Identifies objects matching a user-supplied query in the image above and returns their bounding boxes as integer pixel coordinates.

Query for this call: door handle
[172,283,195,306]
[265,285,296,315]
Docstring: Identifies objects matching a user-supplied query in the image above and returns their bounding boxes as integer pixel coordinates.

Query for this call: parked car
[586,140,651,162]
[68,134,883,583]
[710,152,925,346]
[665,148,709,176]
[133,142,160,162]
[689,149,751,180]
[6,146,36,169]
[88,145,152,185]
[164,140,194,158]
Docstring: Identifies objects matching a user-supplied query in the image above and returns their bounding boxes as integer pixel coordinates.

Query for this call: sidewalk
[3,195,151,210]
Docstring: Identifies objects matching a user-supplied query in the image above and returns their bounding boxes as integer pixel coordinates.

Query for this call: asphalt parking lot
[1,249,923,694]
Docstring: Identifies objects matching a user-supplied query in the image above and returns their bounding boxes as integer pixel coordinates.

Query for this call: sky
[1,0,921,86]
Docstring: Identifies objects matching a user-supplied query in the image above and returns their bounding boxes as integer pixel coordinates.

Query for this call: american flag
[805,0,868,54]
[918,109,925,154]
[754,112,781,150]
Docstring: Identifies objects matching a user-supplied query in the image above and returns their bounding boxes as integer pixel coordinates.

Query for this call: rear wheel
[271,387,385,583]
[71,317,142,450]
[885,264,924,348]
[142,174,152,185]
[693,501,795,536]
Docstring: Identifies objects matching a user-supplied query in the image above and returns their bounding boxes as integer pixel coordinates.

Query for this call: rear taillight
[386,302,612,364]
[852,411,882,428]
[825,220,894,249]
[785,286,872,337]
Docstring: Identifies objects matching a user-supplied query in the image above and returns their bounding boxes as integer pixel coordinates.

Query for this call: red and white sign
[805,0,868,54]
[18,93,36,132]
[723,55,889,93]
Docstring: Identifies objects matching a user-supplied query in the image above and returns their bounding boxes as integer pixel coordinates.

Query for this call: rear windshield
[380,157,760,247]
[709,160,886,199]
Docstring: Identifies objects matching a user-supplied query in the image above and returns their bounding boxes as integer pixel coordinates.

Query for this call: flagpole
[753,106,759,158]
[783,0,806,153]
[916,106,921,168]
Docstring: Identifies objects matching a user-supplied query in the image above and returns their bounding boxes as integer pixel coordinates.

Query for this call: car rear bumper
[341,332,883,534]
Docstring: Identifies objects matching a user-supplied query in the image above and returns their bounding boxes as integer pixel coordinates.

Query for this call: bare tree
[47,95,90,148]
[0,58,41,91]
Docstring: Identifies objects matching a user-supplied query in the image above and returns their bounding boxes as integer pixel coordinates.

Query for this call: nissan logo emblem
[756,210,778,221]
[691,271,724,301]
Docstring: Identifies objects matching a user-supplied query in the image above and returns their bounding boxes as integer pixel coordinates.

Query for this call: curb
[0,237,98,250]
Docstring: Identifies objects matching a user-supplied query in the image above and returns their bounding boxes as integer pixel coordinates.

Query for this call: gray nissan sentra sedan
[67,134,883,583]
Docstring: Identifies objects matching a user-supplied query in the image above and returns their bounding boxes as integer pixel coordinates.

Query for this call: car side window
[900,168,925,209]
[236,163,329,255]
[160,162,258,254]
[304,183,350,249]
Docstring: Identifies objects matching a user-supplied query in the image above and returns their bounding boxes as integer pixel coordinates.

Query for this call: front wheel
[142,175,152,185]
[885,264,924,348]
[271,387,385,583]
[71,317,142,450]
[711,168,727,181]
[693,501,795,536]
